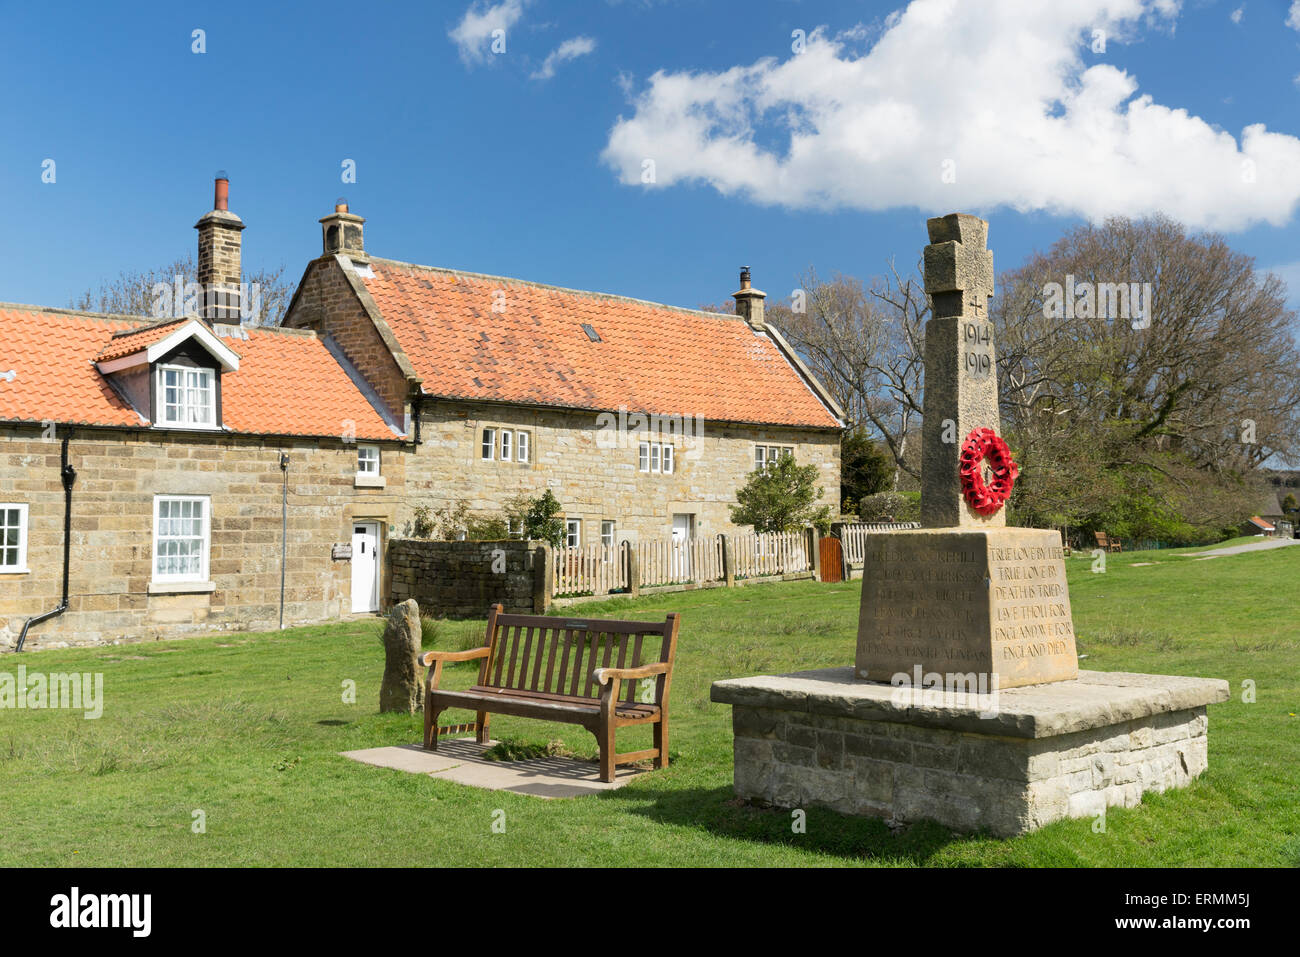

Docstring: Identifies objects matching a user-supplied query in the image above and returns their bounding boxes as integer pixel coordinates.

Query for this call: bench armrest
[593,662,669,686]
[420,647,491,667]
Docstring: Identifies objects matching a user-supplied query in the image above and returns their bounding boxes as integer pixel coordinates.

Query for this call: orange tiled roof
[0,306,399,440]
[358,259,842,430]
[94,317,189,362]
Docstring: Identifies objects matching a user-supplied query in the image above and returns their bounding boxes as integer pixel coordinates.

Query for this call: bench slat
[492,613,670,635]
[541,626,560,695]
[504,624,522,688]
[517,626,535,690]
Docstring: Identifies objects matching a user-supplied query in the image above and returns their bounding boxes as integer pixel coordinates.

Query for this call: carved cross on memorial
[854,212,1077,690]
[919,214,1008,529]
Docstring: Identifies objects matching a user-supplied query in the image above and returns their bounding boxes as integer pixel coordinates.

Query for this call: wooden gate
[818,536,843,582]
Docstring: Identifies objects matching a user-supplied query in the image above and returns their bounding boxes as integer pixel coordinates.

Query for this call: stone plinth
[856,526,1078,689]
[711,668,1229,836]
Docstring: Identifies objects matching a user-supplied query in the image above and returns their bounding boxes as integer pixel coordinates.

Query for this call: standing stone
[855,213,1079,690]
[380,599,424,714]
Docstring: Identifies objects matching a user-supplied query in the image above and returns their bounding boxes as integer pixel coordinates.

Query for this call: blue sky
[4,0,1300,312]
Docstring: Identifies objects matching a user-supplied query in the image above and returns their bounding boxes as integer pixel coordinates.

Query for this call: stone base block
[857,526,1077,688]
[711,667,1229,837]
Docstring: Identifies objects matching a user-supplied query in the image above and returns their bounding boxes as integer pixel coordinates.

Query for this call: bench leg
[598,721,616,783]
[654,719,668,770]
[476,710,491,745]
[424,706,446,751]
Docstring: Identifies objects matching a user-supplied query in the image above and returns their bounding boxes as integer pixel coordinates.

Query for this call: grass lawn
[1,542,1297,867]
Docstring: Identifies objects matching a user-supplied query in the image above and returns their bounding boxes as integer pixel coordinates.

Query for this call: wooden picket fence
[549,530,814,598]
[633,535,725,589]
[730,530,810,579]
[836,521,921,565]
[551,543,629,596]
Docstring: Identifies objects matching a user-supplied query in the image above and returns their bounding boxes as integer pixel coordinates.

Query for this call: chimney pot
[320,200,366,258]
[196,174,245,323]
[733,266,766,330]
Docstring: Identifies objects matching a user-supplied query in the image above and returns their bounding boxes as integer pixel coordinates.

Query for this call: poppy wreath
[959,427,1019,516]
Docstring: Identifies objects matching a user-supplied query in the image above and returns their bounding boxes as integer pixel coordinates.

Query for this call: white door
[351,522,380,613]
[671,513,693,580]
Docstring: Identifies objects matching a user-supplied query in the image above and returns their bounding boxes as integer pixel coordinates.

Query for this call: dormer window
[157,365,216,427]
[95,317,239,431]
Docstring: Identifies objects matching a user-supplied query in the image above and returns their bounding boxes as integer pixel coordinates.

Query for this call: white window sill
[0,567,30,575]
[354,474,386,488]
[148,580,216,595]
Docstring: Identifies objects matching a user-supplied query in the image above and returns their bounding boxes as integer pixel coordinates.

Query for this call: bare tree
[72,254,294,327]
[766,265,927,488]
[995,214,1300,534]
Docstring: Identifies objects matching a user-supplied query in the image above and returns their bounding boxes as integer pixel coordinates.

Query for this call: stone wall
[282,256,410,419]
[389,538,546,618]
[730,703,1210,837]
[0,425,406,649]
[408,399,840,543]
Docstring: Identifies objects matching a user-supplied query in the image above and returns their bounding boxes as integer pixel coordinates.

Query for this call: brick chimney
[734,266,766,330]
[320,199,366,259]
[195,173,245,322]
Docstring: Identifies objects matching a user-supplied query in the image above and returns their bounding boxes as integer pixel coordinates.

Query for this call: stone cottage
[281,202,844,547]
[0,179,843,648]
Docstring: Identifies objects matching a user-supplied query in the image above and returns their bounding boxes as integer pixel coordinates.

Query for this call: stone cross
[919,213,1004,529]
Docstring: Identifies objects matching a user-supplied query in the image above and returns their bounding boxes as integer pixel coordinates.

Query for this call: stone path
[1185,538,1299,558]
[340,739,644,797]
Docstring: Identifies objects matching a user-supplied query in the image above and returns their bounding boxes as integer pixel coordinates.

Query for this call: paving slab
[710,667,1229,739]
[340,739,645,797]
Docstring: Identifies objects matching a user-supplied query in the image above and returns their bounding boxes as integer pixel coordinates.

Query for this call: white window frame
[565,518,581,548]
[0,503,29,573]
[755,445,793,471]
[500,429,512,462]
[152,495,211,584]
[357,445,380,477]
[601,520,616,547]
[481,427,497,460]
[156,364,217,428]
[516,430,530,463]
[639,441,674,475]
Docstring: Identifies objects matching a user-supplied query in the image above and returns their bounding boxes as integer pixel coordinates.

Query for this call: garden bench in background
[1094,531,1123,553]
[420,604,680,782]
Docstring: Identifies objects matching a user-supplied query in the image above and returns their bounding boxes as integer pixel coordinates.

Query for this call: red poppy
[959,427,1019,515]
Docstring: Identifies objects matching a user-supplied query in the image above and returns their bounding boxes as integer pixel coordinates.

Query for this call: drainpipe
[14,435,76,652]
[279,452,289,630]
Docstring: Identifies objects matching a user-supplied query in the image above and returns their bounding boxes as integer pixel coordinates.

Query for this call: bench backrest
[1094,532,1109,546]
[477,604,679,706]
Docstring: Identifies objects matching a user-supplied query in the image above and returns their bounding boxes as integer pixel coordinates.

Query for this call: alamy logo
[888,665,1001,717]
[1042,274,1152,329]
[0,667,103,719]
[150,276,263,321]
[595,405,706,457]
[49,887,151,937]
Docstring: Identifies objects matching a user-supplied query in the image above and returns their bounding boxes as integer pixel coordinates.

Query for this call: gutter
[14,435,76,652]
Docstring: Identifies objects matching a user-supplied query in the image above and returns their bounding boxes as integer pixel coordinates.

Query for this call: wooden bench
[1094,532,1123,553]
[420,604,680,783]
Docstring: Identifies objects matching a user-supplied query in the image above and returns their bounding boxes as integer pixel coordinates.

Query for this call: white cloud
[531,36,597,80]
[1230,6,1244,25]
[449,0,529,66]
[1289,1,1300,30]
[602,0,1300,231]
